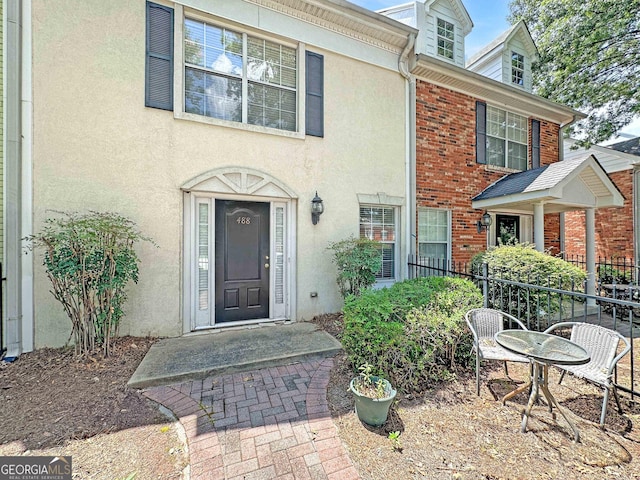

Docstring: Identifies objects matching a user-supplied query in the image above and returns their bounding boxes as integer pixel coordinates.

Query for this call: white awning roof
[471,155,625,214]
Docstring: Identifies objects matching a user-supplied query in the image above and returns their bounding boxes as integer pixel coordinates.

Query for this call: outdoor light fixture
[311,192,324,225]
[477,211,492,233]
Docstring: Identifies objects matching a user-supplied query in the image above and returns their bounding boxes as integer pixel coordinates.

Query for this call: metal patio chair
[544,322,631,426]
[465,308,530,396]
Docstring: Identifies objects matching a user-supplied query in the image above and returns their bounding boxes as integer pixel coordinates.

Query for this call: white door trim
[181,168,297,333]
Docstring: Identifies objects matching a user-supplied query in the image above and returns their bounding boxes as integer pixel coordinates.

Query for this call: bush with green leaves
[597,264,631,285]
[480,243,586,326]
[341,276,483,392]
[328,236,382,298]
[27,211,154,356]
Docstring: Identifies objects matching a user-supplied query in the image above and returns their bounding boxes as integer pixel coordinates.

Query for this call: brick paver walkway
[143,357,360,479]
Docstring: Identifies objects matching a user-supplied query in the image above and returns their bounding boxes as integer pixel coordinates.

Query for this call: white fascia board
[547,156,624,207]
[411,53,584,125]
[584,144,637,172]
[466,45,502,71]
[376,1,415,15]
[597,194,625,208]
[472,190,558,210]
[179,0,417,71]
[574,155,626,202]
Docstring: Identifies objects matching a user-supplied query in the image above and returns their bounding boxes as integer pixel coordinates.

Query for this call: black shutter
[476,101,487,164]
[305,51,324,137]
[146,2,174,111]
[531,119,541,169]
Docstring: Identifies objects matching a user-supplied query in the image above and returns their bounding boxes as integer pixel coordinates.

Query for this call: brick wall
[415,80,561,263]
[564,169,633,260]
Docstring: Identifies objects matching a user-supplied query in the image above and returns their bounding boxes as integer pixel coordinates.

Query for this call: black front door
[496,214,520,245]
[215,200,270,322]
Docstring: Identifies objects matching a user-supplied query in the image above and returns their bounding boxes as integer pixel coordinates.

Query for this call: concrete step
[128,322,342,389]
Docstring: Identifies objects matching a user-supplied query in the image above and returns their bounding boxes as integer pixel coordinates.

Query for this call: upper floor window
[184,18,297,132]
[145,3,324,136]
[486,106,528,170]
[437,18,455,60]
[511,52,524,86]
[359,205,397,281]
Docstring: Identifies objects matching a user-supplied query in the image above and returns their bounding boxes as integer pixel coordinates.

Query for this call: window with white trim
[418,208,450,262]
[511,51,524,86]
[359,206,397,280]
[437,18,455,60]
[145,4,324,135]
[184,18,297,131]
[486,106,528,170]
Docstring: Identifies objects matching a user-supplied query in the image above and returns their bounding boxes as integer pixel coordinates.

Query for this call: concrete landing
[128,322,342,388]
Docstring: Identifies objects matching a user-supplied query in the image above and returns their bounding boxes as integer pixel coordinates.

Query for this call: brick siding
[564,169,633,260]
[415,80,561,263]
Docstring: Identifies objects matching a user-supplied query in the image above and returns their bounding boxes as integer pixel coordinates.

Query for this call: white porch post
[533,203,545,252]
[585,208,596,306]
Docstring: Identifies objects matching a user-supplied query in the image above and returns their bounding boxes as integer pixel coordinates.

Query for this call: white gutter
[21,0,34,352]
[411,54,585,125]
[399,33,416,274]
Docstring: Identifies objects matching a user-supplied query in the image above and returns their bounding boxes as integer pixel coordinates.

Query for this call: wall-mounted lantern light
[311,192,324,225]
[477,211,492,233]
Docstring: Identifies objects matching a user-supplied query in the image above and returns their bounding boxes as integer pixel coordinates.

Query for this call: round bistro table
[495,329,590,442]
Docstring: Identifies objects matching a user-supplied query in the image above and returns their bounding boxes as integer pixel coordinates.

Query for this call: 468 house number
[236,216,251,225]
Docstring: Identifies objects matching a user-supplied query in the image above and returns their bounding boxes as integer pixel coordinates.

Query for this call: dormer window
[437,18,455,60]
[511,52,524,86]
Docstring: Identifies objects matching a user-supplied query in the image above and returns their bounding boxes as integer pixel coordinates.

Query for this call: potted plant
[349,363,397,426]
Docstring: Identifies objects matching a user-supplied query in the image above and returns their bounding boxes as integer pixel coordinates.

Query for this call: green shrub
[27,211,155,356]
[597,264,631,284]
[481,243,586,325]
[328,236,382,298]
[342,276,482,392]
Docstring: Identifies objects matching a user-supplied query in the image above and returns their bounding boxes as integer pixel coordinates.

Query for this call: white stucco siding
[31,0,408,346]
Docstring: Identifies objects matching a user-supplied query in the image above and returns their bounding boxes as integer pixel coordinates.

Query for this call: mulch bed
[0,337,166,450]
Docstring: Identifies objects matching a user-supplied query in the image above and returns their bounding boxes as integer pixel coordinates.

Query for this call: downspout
[399,33,416,277]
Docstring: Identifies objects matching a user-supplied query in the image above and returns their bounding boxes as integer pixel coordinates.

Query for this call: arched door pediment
[182,167,297,199]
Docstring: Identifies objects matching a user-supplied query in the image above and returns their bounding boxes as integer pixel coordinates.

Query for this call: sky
[349,0,640,142]
[349,0,512,59]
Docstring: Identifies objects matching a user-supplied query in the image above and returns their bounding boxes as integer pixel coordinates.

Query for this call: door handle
[265,263,270,269]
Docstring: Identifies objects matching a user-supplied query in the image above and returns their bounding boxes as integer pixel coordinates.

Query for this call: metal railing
[408,255,640,399]
[563,254,640,284]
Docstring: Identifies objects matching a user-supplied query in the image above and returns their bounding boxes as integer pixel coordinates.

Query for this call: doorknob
[265,263,270,269]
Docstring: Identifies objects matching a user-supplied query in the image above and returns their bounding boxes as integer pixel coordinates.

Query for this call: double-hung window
[146,3,324,136]
[511,52,524,87]
[418,209,450,262]
[184,18,297,132]
[359,206,397,281]
[437,18,455,60]
[486,106,528,171]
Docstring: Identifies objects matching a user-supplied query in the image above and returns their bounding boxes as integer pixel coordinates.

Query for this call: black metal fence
[408,254,640,399]
[562,254,639,285]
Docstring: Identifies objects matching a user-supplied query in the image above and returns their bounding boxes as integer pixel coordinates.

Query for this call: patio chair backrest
[544,321,631,425]
[569,323,621,378]
[466,308,527,341]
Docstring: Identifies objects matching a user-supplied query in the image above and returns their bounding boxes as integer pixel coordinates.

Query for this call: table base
[502,362,581,442]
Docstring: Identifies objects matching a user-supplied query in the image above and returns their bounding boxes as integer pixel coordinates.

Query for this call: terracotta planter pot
[349,376,397,426]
